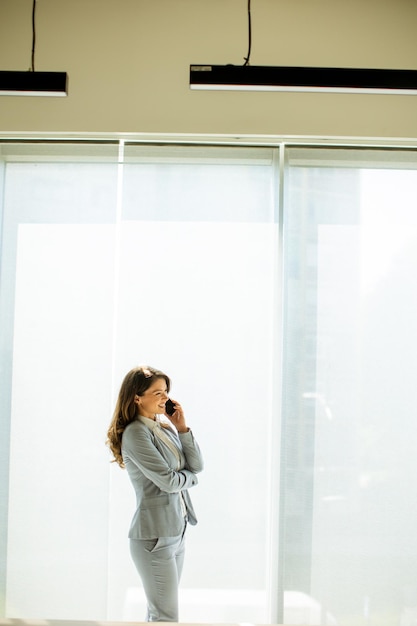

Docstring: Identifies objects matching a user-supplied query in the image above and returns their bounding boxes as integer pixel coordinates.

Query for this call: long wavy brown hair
[106,365,171,468]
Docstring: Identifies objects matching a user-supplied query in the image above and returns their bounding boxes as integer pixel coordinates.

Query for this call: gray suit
[122,418,204,539]
[122,417,203,621]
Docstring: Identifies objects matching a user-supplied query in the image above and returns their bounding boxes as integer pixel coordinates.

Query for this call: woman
[106,365,204,622]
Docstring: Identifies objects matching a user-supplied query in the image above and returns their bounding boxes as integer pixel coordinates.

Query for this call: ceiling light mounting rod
[30,0,37,72]
[243,0,252,66]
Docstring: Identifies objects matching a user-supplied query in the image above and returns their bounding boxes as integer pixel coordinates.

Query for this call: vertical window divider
[267,144,286,623]
[106,139,125,619]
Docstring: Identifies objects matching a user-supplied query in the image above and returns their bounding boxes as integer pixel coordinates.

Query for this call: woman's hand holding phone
[165,399,188,433]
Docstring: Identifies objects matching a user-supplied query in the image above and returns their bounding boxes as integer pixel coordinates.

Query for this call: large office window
[1,142,417,626]
[0,143,278,623]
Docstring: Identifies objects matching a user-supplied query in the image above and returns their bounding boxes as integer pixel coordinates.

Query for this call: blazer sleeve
[179,429,204,473]
[122,422,198,494]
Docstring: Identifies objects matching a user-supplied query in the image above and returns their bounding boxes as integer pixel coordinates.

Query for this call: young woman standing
[106,365,204,622]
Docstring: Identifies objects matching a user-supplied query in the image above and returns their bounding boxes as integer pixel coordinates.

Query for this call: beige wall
[1,0,417,141]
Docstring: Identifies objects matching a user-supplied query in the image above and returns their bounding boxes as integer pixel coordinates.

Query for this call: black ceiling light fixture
[190,0,417,95]
[0,0,68,96]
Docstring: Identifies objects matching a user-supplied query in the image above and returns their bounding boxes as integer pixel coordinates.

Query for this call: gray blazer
[122,418,204,539]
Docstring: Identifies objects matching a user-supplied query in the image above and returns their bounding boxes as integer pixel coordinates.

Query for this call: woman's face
[136,377,169,419]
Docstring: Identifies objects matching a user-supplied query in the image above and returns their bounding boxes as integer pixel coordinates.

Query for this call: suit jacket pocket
[141,494,170,509]
[128,493,183,539]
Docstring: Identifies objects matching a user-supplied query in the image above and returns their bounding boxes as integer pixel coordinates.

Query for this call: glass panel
[0,146,119,620]
[107,148,279,623]
[281,148,417,626]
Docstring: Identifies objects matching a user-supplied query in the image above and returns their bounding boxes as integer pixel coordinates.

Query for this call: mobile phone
[165,398,176,416]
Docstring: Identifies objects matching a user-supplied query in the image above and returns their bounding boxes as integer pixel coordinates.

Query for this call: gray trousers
[129,520,187,622]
